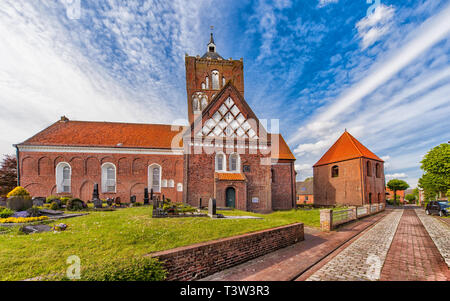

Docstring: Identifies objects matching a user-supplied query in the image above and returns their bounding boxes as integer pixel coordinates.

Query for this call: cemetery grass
[0,206,319,281]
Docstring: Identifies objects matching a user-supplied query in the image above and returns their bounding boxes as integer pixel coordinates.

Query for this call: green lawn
[0,206,319,281]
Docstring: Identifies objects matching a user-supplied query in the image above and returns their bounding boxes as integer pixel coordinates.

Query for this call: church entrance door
[226,187,236,208]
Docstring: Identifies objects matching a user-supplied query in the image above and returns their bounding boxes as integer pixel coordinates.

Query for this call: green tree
[405,194,416,204]
[387,179,409,206]
[0,155,17,197]
[419,143,450,200]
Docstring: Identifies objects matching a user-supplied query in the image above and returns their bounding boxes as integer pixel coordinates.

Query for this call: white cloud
[295,163,312,171]
[356,4,395,49]
[386,173,408,179]
[289,3,450,145]
[0,0,214,155]
[318,0,339,8]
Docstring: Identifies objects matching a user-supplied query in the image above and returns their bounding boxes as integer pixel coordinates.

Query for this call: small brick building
[313,131,385,206]
[15,34,296,212]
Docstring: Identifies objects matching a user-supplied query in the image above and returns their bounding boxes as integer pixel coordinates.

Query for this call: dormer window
[209,46,215,52]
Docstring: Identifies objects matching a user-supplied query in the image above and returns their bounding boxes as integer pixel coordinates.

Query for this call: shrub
[79,257,167,281]
[46,195,60,204]
[7,187,30,198]
[0,208,14,218]
[50,202,59,210]
[67,198,85,211]
[26,206,41,217]
[60,197,71,206]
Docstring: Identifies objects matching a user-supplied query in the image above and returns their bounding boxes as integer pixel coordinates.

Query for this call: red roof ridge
[345,131,364,157]
[313,131,383,167]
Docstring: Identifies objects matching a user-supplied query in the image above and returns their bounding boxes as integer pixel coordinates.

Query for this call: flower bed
[0,216,49,224]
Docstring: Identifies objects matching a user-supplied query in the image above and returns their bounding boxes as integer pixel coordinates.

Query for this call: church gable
[192,82,265,140]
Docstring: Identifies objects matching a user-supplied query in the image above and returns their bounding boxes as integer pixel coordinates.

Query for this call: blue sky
[0,0,449,188]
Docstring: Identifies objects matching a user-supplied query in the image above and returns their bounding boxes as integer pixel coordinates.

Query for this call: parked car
[425,201,449,217]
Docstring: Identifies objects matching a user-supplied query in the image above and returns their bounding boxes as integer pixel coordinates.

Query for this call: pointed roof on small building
[313,131,383,167]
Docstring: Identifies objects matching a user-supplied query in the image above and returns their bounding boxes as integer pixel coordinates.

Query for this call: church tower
[185,33,245,124]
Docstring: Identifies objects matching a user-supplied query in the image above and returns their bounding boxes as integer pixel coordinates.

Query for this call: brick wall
[19,151,184,202]
[150,223,304,281]
[271,161,295,210]
[314,158,386,207]
[185,56,244,124]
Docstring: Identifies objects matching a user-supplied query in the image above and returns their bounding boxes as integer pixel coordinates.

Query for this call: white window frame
[177,183,183,192]
[229,153,240,172]
[215,152,226,172]
[149,164,162,193]
[56,162,71,193]
[161,179,168,188]
[101,163,117,193]
[168,179,175,188]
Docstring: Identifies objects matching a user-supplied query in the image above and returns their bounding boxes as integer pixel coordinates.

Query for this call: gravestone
[0,197,6,207]
[130,195,136,204]
[92,183,102,208]
[106,198,114,207]
[198,198,202,209]
[150,188,154,202]
[20,224,52,234]
[208,198,217,218]
[32,197,45,207]
[144,188,149,205]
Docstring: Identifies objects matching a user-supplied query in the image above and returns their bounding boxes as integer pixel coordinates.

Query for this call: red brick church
[15,34,297,212]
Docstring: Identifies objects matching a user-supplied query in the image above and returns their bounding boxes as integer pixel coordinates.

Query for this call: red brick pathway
[380,208,450,281]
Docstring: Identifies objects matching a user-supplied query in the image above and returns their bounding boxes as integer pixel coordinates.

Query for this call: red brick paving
[380,208,450,281]
[201,210,390,281]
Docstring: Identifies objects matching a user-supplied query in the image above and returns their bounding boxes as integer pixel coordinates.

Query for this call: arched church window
[215,153,225,171]
[56,162,71,193]
[367,161,372,177]
[168,179,175,188]
[212,70,219,90]
[331,165,339,178]
[201,82,206,90]
[201,97,208,110]
[192,96,200,112]
[205,76,209,89]
[375,163,381,178]
[149,164,161,193]
[102,163,116,193]
[229,153,240,172]
[222,76,226,87]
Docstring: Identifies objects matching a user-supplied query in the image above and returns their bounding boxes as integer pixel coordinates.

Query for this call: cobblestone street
[306,210,403,281]
[306,207,450,281]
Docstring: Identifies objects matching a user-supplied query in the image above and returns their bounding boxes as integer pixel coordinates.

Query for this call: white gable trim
[17,145,184,156]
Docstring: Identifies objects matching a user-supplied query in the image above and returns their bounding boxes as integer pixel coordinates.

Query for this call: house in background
[386,187,406,204]
[296,179,314,205]
[313,130,386,206]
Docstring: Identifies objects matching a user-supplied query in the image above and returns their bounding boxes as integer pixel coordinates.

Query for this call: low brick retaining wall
[149,223,304,281]
[320,203,386,231]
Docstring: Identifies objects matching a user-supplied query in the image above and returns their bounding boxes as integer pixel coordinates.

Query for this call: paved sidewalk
[379,208,449,281]
[305,210,403,281]
[415,208,450,267]
[200,210,390,281]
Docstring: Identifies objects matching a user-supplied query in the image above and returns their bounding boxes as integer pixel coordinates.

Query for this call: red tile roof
[314,131,383,167]
[270,134,296,160]
[18,118,296,161]
[19,120,186,149]
[215,173,246,181]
